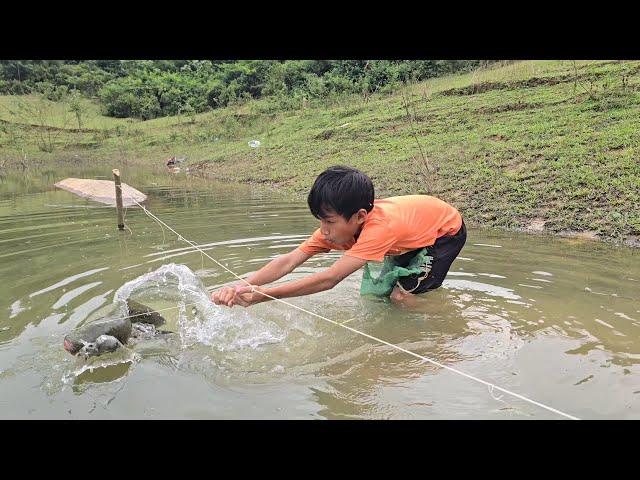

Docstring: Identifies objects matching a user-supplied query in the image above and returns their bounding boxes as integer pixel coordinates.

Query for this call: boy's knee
[390,286,412,303]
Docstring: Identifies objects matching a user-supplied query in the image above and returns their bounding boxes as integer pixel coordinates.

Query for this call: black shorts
[393,220,467,294]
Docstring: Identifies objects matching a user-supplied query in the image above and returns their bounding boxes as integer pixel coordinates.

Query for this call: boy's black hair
[307,165,375,220]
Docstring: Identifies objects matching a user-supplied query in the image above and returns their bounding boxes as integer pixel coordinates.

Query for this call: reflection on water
[1,165,639,419]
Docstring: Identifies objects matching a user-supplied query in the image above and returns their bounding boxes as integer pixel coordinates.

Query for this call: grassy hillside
[1,60,639,246]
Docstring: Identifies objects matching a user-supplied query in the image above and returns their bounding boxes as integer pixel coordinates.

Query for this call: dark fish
[126,299,166,327]
[63,300,166,356]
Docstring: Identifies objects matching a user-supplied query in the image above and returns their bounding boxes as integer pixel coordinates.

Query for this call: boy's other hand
[211,284,267,308]
[211,284,244,307]
[232,285,267,308]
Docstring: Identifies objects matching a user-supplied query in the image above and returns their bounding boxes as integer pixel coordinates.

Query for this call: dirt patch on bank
[477,102,544,114]
[439,72,607,97]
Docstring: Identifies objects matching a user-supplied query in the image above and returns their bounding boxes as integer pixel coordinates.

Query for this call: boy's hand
[211,284,243,307]
[232,285,268,307]
[211,284,268,308]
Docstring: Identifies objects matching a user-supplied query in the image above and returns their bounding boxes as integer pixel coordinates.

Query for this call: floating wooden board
[54,178,147,207]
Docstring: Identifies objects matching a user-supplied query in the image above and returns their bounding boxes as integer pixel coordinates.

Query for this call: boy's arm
[234,254,367,306]
[241,248,313,287]
[212,248,312,306]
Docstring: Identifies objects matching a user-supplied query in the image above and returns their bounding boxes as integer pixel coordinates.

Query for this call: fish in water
[63,299,166,357]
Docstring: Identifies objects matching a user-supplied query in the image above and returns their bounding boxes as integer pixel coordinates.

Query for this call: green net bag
[360,248,433,297]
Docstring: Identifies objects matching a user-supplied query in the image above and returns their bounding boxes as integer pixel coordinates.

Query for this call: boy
[211,165,466,307]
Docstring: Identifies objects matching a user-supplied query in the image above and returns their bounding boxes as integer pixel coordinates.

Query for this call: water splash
[114,263,286,353]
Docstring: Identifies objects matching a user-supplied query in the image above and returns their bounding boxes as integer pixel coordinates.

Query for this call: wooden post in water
[113,169,124,231]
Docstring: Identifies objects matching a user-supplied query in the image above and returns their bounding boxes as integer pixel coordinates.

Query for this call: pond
[1,165,638,419]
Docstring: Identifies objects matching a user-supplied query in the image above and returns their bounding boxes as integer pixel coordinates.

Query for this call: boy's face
[318,208,368,246]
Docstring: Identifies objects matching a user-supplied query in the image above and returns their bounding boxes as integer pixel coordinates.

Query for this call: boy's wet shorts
[393,220,467,294]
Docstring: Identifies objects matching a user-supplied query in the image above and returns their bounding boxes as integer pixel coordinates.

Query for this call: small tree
[0,120,28,169]
[11,93,70,153]
[69,90,86,129]
[180,102,196,124]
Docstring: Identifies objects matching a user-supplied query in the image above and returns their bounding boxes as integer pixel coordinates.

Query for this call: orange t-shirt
[298,195,462,261]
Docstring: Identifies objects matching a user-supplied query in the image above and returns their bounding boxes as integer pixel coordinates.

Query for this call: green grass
[0,94,133,129]
[1,60,639,245]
